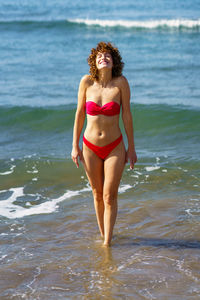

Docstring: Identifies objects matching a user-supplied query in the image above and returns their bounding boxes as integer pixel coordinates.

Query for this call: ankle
[103,240,111,247]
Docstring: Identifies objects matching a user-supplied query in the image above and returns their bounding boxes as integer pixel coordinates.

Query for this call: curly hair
[87,42,124,80]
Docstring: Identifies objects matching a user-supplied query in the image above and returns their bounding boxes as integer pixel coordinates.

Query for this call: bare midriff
[84,114,121,146]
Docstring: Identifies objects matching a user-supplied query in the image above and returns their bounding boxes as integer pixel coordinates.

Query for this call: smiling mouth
[100,60,108,64]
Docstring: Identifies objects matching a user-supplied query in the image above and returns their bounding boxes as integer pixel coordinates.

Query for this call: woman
[71,42,137,246]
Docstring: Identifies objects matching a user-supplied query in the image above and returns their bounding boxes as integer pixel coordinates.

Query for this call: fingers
[74,157,79,168]
[71,149,83,168]
[125,153,134,169]
[127,153,137,170]
[71,154,79,168]
[130,159,135,170]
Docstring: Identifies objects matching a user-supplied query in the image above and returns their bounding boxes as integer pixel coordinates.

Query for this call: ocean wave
[0,186,90,219]
[0,103,199,134]
[0,182,137,219]
[1,18,200,31]
[0,105,76,132]
[0,18,70,31]
[68,18,200,30]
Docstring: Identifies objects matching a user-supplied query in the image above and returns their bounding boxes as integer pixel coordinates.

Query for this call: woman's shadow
[114,236,200,249]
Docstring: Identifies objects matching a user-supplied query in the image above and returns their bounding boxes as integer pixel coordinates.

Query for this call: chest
[86,84,120,104]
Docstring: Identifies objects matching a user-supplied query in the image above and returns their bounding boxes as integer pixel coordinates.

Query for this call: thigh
[103,141,126,196]
[82,143,104,192]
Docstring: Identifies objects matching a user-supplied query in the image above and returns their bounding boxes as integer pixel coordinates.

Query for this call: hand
[71,146,83,168]
[125,148,137,170]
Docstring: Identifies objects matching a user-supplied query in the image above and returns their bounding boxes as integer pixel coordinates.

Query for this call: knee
[103,192,117,206]
[92,189,103,203]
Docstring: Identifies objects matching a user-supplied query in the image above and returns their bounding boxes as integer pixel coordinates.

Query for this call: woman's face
[96,52,113,70]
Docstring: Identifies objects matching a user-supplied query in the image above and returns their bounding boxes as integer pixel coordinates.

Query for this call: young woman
[71,41,137,246]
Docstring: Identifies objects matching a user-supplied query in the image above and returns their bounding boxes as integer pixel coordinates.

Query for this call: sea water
[0,0,200,298]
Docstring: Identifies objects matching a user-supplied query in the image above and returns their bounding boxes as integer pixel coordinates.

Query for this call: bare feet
[103,241,111,247]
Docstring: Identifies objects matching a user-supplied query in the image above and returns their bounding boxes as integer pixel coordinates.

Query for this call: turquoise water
[0,0,200,298]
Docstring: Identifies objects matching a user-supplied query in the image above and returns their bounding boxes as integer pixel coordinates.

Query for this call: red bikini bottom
[83,134,122,160]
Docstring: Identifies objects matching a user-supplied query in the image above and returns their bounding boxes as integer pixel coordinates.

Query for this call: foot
[103,241,111,247]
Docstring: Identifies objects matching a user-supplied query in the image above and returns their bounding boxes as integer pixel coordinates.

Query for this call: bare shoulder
[114,76,130,104]
[80,74,93,88]
[114,75,130,89]
[116,75,129,87]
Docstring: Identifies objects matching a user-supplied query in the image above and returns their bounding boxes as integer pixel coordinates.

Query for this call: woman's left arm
[120,76,137,169]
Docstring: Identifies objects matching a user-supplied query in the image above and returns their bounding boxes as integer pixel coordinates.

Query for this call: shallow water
[1,199,200,299]
[1,159,200,299]
[1,0,200,298]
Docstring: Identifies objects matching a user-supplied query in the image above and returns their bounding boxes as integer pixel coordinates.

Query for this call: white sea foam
[32,178,38,181]
[118,184,132,193]
[0,190,7,194]
[0,187,84,219]
[68,18,200,29]
[145,166,160,172]
[190,198,200,201]
[27,169,38,174]
[0,254,7,261]
[185,209,193,216]
[0,183,132,219]
[134,171,142,175]
[131,175,139,178]
[0,165,16,175]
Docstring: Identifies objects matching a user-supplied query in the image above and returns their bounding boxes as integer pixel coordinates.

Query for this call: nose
[101,53,107,59]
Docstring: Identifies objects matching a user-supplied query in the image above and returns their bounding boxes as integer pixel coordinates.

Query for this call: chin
[99,65,112,70]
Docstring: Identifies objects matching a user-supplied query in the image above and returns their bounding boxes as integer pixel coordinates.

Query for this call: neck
[98,69,112,87]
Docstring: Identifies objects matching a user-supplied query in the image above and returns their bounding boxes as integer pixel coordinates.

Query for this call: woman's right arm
[71,75,90,168]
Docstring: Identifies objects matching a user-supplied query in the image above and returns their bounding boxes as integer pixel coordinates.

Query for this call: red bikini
[85,101,120,116]
[83,101,122,160]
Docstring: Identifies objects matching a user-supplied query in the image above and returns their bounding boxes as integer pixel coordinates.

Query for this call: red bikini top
[85,101,120,116]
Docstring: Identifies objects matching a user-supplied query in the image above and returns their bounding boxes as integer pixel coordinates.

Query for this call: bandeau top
[85,101,120,116]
